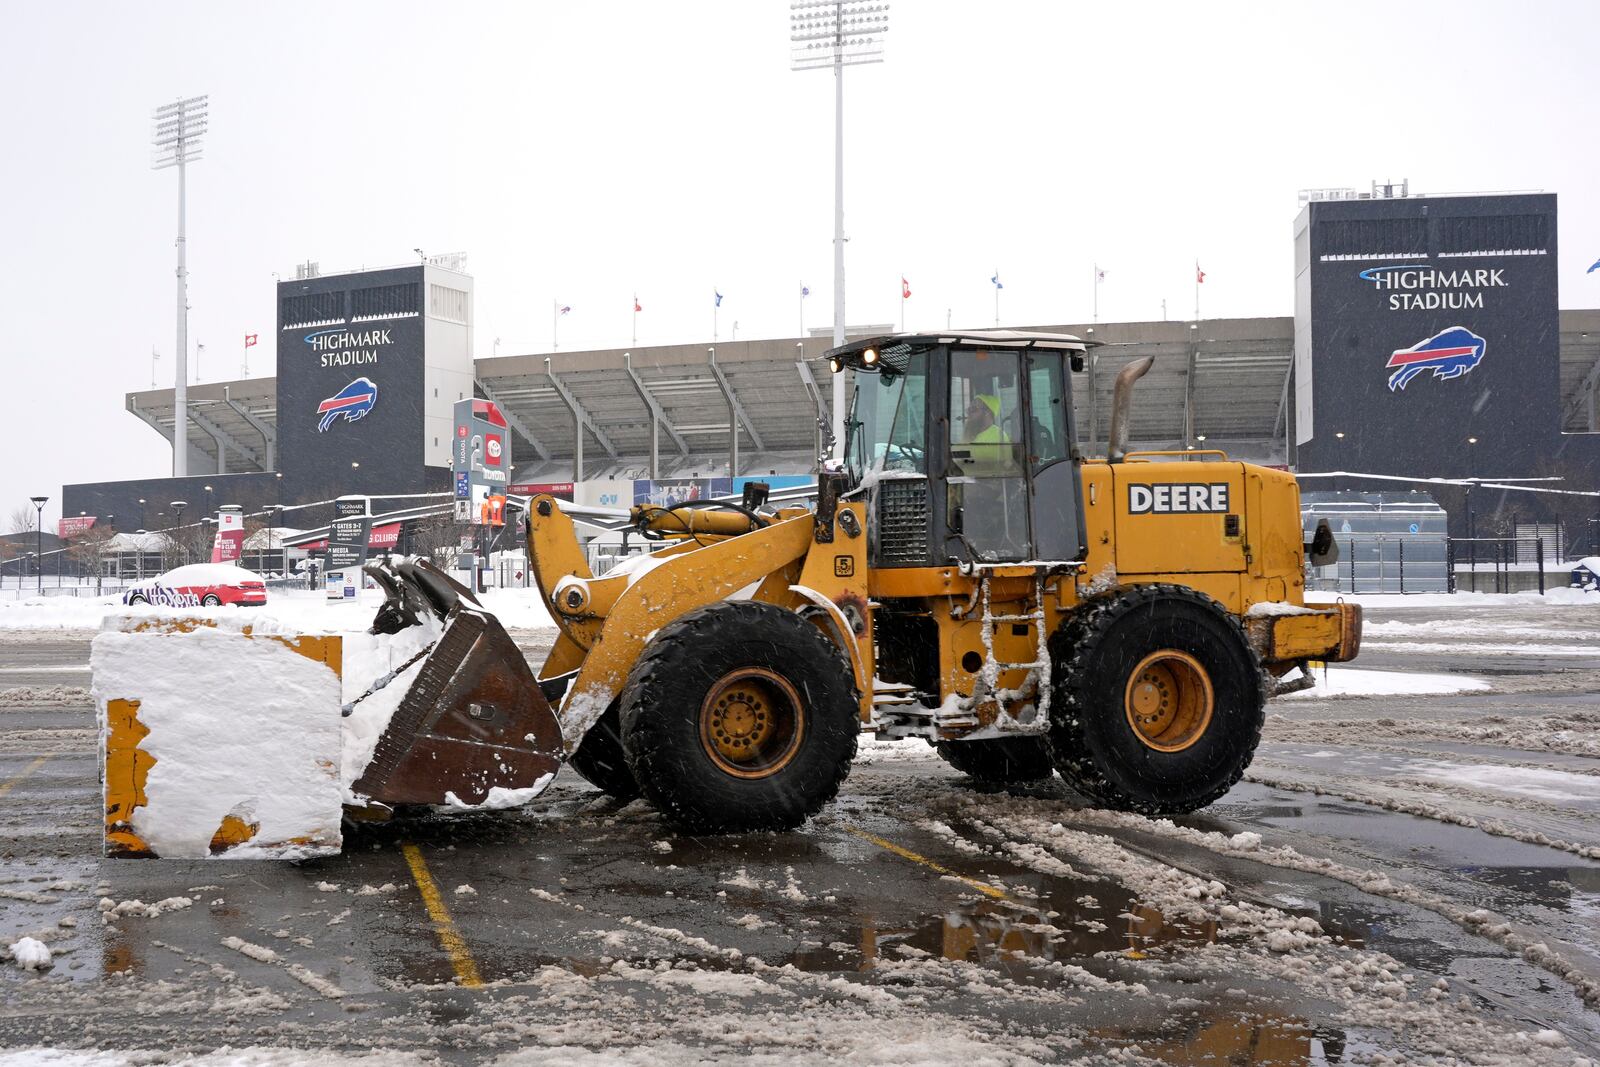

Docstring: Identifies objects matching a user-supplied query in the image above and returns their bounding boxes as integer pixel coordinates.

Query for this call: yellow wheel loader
[350,330,1360,833]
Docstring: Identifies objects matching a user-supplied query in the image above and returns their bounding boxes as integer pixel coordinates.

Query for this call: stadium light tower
[152,94,208,479]
[790,2,889,456]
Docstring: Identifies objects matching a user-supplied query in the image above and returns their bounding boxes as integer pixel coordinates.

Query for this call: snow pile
[91,620,344,859]
[1281,666,1489,699]
[442,777,554,811]
[1333,586,1600,608]
[0,594,123,631]
[0,684,89,708]
[7,936,51,970]
[1410,760,1600,805]
[855,736,939,764]
[1245,601,1320,617]
[97,896,193,919]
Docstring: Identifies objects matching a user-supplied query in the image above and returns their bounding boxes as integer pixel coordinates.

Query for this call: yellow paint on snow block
[103,698,155,857]
[93,613,344,860]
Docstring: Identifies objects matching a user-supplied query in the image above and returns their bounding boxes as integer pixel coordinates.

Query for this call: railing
[1307,534,1564,594]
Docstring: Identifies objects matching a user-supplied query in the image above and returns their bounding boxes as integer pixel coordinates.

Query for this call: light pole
[152,94,208,478]
[170,500,186,564]
[791,1,890,457]
[29,496,47,593]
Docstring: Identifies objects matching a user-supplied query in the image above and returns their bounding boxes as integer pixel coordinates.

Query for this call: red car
[122,564,269,608]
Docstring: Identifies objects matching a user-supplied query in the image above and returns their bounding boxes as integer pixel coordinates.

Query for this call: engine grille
[876,478,930,565]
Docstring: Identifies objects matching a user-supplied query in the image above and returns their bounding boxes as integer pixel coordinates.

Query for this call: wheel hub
[699,667,805,780]
[1123,650,1214,753]
[708,690,773,756]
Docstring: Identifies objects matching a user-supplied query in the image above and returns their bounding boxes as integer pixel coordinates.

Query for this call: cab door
[1025,349,1083,562]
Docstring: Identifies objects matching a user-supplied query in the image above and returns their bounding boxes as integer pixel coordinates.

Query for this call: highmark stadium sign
[1358,264,1511,311]
[303,327,396,367]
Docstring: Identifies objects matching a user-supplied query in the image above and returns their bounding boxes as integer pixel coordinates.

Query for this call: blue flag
[801,284,810,298]
[990,271,1003,290]
[1589,257,1600,274]
[714,290,724,307]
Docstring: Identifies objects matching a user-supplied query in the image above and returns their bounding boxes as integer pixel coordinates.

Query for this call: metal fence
[1307,534,1561,594]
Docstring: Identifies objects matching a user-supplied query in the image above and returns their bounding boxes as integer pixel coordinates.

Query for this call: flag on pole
[244,333,258,348]
[633,296,642,312]
[901,277,912,299]
[714,290,724,307]
[990,271,1003,290]
[559,305,572,315]
[1096,268,1107,282]
[1195,264,1206,284]
[801,284,810,298]
[1588,256,1600,274]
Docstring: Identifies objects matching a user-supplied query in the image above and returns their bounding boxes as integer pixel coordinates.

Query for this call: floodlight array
[151,95,208,171]
[790,1,890,70]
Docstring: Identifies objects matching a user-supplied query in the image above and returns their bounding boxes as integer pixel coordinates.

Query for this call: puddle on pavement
[790,894,1218,976]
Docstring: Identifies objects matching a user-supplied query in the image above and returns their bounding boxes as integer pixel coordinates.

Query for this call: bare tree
[5,505,38,535]
[66,524,120,583]
[166,521,215,568]
[406,515,465,570]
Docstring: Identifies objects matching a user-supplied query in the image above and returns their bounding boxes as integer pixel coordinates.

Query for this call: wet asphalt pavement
[2,599,1598,1064]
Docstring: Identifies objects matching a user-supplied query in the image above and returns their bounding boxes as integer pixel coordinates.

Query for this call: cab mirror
[1306,519,1338,567]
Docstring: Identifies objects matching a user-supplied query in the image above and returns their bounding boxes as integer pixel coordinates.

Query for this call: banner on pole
[211,506,245,563]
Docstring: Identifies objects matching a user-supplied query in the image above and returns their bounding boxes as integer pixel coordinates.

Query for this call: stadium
[52,189,1600,577]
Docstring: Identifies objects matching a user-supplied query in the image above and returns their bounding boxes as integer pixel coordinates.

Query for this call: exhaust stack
[1107,355,1155,464]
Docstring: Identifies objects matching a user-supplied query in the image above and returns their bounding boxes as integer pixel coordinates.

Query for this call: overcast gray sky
[2,0,1597,525]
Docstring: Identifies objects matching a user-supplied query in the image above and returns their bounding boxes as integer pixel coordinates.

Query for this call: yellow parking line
[0,756,48,799]
[400,841,484,988]
[844,825,1012,901]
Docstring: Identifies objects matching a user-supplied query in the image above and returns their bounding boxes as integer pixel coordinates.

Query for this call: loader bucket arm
[553,512,816,750]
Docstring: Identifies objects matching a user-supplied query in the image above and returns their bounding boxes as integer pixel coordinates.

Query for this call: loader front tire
[567,701,640,801]
[620,601,859,833]
[934,737,1055,786]
[1048,585,1264,816]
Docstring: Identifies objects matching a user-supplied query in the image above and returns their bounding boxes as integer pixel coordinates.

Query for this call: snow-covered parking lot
[1,590,1598,1064]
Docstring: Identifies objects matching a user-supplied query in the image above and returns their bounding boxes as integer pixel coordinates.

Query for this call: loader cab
[830,331,1093,567]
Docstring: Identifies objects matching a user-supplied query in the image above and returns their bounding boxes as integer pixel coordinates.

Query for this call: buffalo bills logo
[317,377,378,431]
[1385,327,1486,392]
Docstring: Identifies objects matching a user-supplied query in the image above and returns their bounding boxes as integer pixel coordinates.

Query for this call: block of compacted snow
[91,613,344,860]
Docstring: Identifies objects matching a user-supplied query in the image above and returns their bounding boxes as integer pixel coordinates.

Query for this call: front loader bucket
[350,559,562,810]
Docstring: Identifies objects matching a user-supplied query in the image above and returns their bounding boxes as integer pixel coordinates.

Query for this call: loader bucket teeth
[396,558,482,619]
[352,563,562,809]
[364,560,422,635]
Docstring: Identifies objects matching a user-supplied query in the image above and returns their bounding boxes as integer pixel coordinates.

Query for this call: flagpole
[1093,263,1099,323]
[632,294,637,348]
[799,283,805,339]
[899,275,904,333]
[713,295,718,343]
[994,278,1000,327]
[552,299,558,352]
[1194,259,1200,322]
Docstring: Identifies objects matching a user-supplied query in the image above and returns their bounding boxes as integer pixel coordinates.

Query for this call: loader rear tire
[567,700,640,801]
[934,737,1055,785]
[1048,585,1264,816]
[620,601,859,833]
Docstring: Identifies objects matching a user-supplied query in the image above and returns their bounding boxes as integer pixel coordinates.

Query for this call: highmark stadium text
[304,326,394,366]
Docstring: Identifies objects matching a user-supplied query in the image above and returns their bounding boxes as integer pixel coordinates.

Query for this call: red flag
[244,333,258,348]
[633,297,642,313]
[1196,265,1206,284]
[901,277,912,300]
